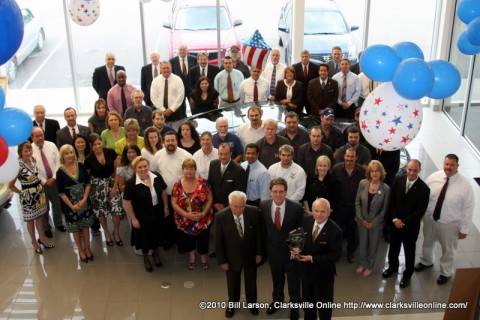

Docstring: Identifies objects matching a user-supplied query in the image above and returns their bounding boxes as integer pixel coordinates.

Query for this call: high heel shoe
[79,255,88,264]
[87,254,94,262]
[113,232,123,246]
[38,239,55,249]
[143,254,153,272]
[34,247,43,254]
[153,248,163,268]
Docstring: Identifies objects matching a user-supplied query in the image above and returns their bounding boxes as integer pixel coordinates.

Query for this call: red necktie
[39,146,53,179]
[303,65,307,79]
[433,177,450,221]
[227,73,234,102]
[253,81,258,102]
[274,207,281,231]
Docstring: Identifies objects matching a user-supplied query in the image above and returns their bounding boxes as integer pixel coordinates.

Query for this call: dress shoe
[38,239,55,249]
[382,268,397,278]
[225,307,235,318]
[399,276,411,288]
[45,230,53,238]
[290,308,300,320]
[347,251,354,263]
[56,226,66,232]
[266,302,278,315]
[414,262,433,272]
[437,275,451,285]
[249,307,259,315]
[143,254,153,272]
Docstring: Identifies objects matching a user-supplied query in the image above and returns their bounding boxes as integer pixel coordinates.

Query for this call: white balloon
[68,0,101,27]
[0,147,19,184]
[359,82,423,151]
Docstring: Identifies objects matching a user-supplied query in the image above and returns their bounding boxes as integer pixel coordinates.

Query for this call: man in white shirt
[261,48,286,101]
[236,106,264,149]
[332,58,361,120]
[239,67,269,103]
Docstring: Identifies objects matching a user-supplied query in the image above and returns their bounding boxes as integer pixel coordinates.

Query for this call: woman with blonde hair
[303,155,336,214]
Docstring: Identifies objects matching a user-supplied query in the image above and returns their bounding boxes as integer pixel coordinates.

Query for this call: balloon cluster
[457,0,480,55]
[0,0,25,65]
[68,0,101,26]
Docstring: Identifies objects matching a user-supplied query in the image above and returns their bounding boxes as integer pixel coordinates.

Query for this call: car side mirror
[233,19,243,27]
[163,22,172,29]
[350,25,359,32]
[278,26,287,32]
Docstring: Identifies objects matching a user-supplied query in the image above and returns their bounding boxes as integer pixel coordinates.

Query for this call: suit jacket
[56,125,90,149]
[170,55,197,97]
[326,60,341,78]
[355,179,390,229]
[307,77,339,116]
[388,175,430,230]
[274,80,303,114]
[187,64,220,93]
[207,160,247,207]
[300,216,342,283]
[92,65,125,100]
[32,118,60,143]
[140,63,158,107]
[292,61,319,111]
[259,198,304,262]
[215,205,263,272]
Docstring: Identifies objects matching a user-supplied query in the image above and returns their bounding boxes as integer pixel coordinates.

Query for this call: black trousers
[269,257,300,303]
[388,224,421,278]
[303,280,334,320]
[226,265,257,303]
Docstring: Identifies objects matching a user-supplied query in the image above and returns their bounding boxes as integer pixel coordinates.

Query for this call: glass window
[463,57,480,152]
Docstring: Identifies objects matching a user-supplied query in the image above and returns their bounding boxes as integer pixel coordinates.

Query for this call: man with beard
[123,89,153,135]
[335,126,371,168]
[236,106,264,149]
[56,108,90,149]
[212,117,243,163]
[107,70,136,116]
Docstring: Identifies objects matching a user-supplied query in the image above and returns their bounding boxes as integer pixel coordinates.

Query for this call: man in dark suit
[32,105,60,144]
[56,108,90,149]
[259,177,304,320]
[187,51,220,92]
[326,46,343,78]
[292,49,319,114]
[294,198,342,320]
[216,191,263,318]
[307,64,339,118]
[92,52,125,100]
[140,51,160,108]
[169,44,197,114]
[382,160,430,288]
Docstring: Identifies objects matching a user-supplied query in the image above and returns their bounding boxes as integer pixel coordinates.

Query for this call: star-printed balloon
[359,83,423,151]
[68,0,101,26]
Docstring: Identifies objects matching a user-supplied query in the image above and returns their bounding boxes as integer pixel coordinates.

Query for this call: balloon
[0,86,5,111]
[0,108,33,146]
[392,58,434,100]
[467,17,480,46]
[392,42,424,60]
[359,83,423,151]
[427,60,461,99]
[0,0,25,65]
[457,30,480,55]
[360,45,401,82]
[457,0,480,24]
[0,136,8,166]
[68,0,101,26]
[0,147,19,184]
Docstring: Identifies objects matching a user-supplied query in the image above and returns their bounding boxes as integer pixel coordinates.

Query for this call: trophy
[286,227,307,260]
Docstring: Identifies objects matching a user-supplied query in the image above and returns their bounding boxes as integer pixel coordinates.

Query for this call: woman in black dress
[177,121,201,155]
[189,76,219,115]
[123,156,169,272]
[303,155,336,214]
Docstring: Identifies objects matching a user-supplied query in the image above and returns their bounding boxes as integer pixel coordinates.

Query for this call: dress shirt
[31,141,60,183]
[425,170,475,233]
[358,72,382,98]
[332,71,361,106]
[214,69,244,101]
[239,77,269,103]
[150,73,185,112]
[192,147,219,179]
[152,147,192,194]
[241,160,271,201]
[107,83,136,114]
[67,125,80,138]
[268,162,307,202]
[271,200,286,225]
[261,62,286,85]
[236,122,264,149]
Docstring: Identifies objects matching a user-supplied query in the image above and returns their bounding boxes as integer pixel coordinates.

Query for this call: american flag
[241,30,272,70]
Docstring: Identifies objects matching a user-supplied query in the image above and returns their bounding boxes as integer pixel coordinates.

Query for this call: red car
[163,0,243,64]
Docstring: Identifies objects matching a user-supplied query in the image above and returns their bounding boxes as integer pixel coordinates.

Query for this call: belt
[222,98,240,103]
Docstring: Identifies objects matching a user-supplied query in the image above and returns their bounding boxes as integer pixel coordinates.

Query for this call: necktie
[270,64,277,95]
[227,73,234,102]
[253,81,258,102]
[235,217,243,239]
[313,225,320,242]
[303,65,307,79]
[433,177,450,221]
[201,67,205,77]
[274,207,281,231]
[108,68,114,86]
[245,164,250,180]
[71,127,76,139]
[405,181,411,194]
[39,146,53,179]
[322,81,326,89]
[38,122,44,131]
[182,59,187,76]
[163,78,169,109]
[221,165,226,176]
[341,74,347,102]
[121,86,127,115]
[335,63,339,72]
[154,66,158,78]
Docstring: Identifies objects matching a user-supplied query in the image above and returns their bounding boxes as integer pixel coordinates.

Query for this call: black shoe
[249,307,259,315]
[290,308,300,320]
[79,255,88,264]
[209,252,216,258]
[45,230,53,238]
[266,302,278,315]
[399,276,411,288]
[437,275,451,285]
[37,239,55,249]
[153,248,163,267]
[143,254,153,272]
[225,307,235,318]
[87,255,94,262]
[347,252,354,264]
[382,268,397,278]
[56,226,66,232]
[414,262,433,272]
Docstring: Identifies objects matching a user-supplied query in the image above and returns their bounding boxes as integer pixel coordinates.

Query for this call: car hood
[172,29,239,51]
[304,33,354,54]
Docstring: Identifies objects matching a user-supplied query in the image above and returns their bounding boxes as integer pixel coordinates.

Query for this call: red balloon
[0,136,8,166]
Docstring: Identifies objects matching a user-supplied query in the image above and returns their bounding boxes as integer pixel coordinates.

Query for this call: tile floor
[0,106,479,320]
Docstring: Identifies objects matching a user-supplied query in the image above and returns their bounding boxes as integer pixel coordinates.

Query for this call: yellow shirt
[114,137,145,156]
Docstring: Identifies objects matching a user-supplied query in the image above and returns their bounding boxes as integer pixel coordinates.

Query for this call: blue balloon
[427,60,461,99]
[392,42,424,60]
[0,108,33,146]
[392,58,434,100]
[467,17,480,46]
[0,0,25,65]
[457,0,480,24]
[360,45,401,82]
[0,87,5,110]
[457,30,480,55]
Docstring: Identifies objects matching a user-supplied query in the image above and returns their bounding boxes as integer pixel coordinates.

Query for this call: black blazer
[274,80,304,115]
[215,205,263,272]
[92,65,125,100]
[56,125,90,149]
[140,63,156,107]
[207,160,247,208]
[259,199,304,262]
[293,61,319,111]
[188,64,220,92]
[307,77,339,116]
[170,55,197,97]
[299,216,342,283]
[32,118,60,144]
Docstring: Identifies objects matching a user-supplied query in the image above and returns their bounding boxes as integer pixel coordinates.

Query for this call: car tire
[36,29,45,52]
[6,57,18,83]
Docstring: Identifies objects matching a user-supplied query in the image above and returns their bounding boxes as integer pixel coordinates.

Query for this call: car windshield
[304,10,348,34]
[175,7,230,30]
